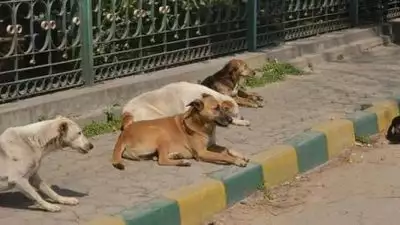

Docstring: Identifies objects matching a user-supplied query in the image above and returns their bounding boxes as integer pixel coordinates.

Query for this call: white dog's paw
[58,197,79,205]
[43,203,62,212]
[242,120,251,126]
[232,118,251,126]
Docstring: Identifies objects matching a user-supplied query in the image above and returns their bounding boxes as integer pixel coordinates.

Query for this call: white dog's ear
[59,122,68,136]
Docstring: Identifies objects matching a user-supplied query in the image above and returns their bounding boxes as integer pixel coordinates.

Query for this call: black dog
[386,116,400,144]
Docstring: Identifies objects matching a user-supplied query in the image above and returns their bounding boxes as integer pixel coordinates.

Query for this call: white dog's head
[56,116,94,154]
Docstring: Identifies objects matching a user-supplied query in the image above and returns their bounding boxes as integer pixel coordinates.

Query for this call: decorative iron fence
[0,0,399,103]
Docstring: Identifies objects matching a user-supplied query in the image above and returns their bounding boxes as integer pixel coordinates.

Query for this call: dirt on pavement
[210,136,400,225]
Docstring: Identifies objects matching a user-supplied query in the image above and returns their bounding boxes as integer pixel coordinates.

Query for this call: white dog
[121,81,250,129]
[0,115,94,212]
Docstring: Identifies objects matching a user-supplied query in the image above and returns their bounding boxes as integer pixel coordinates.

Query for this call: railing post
[79,0,94,86]
[246,0,257,51]
[349,0,359,27]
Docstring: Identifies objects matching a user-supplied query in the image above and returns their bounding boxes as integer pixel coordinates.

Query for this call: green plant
[83,109,122,138]
[245,60,304,88]
[355,135,372,145]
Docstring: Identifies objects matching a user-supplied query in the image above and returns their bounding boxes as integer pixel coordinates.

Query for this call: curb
[0,27,385,133]
[81,107,400,223]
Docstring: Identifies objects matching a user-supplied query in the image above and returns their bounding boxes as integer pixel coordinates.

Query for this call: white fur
[122,81,250,126]
[0,116,93,212]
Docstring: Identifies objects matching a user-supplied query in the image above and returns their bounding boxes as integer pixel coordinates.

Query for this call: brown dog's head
[187,93,233,127]
[224,59,256,80]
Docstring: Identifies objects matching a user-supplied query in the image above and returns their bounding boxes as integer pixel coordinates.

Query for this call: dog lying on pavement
[0,116,94,212]
[386,115,400,144]
[112,93,249,170]
[121,81,250,130]
[200,59,264,108]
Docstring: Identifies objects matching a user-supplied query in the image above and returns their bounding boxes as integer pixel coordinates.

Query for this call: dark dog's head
[223,59,256,80]
[387,116,400,144]
[187,93,233,127]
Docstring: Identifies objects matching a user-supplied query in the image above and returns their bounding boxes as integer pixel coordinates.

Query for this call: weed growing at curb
[245,59,304,88]
[355,135,373,145]
[83,107,121,137]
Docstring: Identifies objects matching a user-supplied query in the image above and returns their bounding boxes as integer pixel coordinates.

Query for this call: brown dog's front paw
[178,159,192,167]
[257,101,264,108]
[234,158,248,167]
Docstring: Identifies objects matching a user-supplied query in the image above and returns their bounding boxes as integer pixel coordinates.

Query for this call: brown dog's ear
[201,93,211,98]
[59,122,68,136]
[221,100,234,111]
[187,99,204,111]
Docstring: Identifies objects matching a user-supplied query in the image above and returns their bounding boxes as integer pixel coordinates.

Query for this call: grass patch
[83,108,122,138]
[355,135,373,145]
[245,60,304,88]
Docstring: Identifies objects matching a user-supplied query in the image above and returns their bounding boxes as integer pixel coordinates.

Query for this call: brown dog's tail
[112,131,127,170]
[120,112,134,131]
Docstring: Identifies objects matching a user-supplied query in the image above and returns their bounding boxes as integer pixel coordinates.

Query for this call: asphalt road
[211,139,400,225]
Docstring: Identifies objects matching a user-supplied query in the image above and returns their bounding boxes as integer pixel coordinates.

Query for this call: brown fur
[111,94,249,170]
[200,59,264,108]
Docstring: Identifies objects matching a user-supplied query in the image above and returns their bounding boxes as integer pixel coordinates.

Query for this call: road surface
[211,139,400,225]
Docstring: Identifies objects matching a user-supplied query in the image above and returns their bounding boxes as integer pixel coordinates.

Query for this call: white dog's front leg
[14,177,61,212]
[30,173,79,206]
[232,117,251,126]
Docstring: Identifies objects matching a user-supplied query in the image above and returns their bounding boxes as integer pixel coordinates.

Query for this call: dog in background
[386,115,400,144]
[112,94,249,170]
[121,81,250,130]
[200,59,264,108]
[0,116,94,212]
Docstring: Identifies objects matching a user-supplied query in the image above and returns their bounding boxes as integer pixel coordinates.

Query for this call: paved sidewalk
[211,140,400,225]
[1,44,400,225]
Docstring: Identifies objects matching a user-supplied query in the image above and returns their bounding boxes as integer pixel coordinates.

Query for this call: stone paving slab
[1,44,400,224]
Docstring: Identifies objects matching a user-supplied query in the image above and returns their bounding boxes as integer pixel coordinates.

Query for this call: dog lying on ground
[0,116,94,212]
[121,81,250,130]
[386,115,400,144]
[200,59,264,108]
[112,94,249,170]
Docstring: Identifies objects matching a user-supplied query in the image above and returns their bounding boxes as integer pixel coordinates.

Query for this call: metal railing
[0,0,399,103]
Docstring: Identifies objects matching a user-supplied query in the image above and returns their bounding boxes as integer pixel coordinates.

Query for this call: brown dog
[111,94,249,170]
[200,59,264,108]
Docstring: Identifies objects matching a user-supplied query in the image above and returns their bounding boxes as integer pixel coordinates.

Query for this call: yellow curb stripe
[312,119,355,159]
[367,100,399,133]
[81,216,125,225]
[163,178,226,225]
[251,145,298,188]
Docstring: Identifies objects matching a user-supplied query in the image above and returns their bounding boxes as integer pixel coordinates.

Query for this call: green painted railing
[0,0,399,103]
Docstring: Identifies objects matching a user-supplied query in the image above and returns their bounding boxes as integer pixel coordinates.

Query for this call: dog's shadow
[0,185,87,211]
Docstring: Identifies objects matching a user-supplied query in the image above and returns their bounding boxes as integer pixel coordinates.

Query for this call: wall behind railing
[0,0,399,103]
